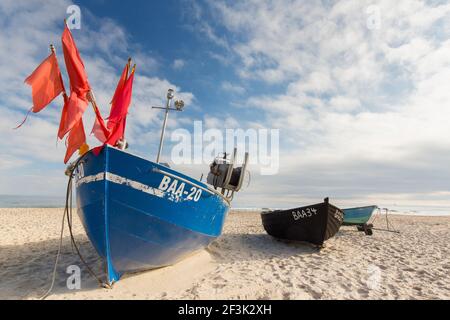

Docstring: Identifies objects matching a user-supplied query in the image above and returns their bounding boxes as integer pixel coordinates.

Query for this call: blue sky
[78,1,241,106]
[0,0,450,209]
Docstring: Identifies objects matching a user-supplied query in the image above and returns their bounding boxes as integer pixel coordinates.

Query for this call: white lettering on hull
[292,207,318,220]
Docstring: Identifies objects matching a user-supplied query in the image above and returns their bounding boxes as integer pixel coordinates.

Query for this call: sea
[0,195,67,208]
[0,195,449,216]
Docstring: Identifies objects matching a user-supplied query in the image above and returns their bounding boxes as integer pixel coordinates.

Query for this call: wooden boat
[261,198,344,246]
[343,205,378,235]
[343,206,378,225]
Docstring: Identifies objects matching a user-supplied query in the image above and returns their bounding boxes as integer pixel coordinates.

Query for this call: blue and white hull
[74,145,229,284]
[343,206,378,225]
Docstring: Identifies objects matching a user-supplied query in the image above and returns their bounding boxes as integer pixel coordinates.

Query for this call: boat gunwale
[343,205,378,210]
[261,201,342,216]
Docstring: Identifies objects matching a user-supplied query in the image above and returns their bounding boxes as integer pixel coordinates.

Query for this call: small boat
[343,205,378,235]
[261,198,344,246]
[73,89,249,285]
[343,206,378,225]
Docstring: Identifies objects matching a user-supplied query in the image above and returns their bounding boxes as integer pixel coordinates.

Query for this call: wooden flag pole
[127,57,132,76]
[50,44,68,102]
[87,90,100,113]
[49,44,70,148]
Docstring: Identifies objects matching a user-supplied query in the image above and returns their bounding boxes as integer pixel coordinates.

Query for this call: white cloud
[287,71,334,95]
[183,0,231,50]
[0,155,30,171]
[195,0,450,207]
[221,81,245,95]
[203,115,239,130]
[328,96,361,112]
[172,59,185,70]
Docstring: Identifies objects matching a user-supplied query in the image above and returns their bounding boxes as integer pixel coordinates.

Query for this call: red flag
[58,92,88,139]
[91,106,110,143]
[24,52,65,113]
[61,25,90,95]
[64,118,86,164]
[89,60,129,143]
[110,60,130,106]
[105,68,135,146]
[91,60,131,145]
[58,25,91,139]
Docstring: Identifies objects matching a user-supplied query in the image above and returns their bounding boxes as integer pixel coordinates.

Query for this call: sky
[0,0,449,209]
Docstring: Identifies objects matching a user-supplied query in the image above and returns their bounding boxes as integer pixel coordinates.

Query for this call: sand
[0,208,449,300]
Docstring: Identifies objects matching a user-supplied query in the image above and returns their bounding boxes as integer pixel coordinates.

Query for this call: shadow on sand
[206,232,322,263]
[0,235,105,300]
[1,229,353,299]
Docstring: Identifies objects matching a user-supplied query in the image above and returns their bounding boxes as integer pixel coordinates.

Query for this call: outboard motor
[207,148,249,200]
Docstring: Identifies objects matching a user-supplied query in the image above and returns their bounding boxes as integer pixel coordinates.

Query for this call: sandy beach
[0,208,449,300]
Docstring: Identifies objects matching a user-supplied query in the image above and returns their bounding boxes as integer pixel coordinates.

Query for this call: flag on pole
[110,59,130,106]
[105,66,135,146]
[58,91,88,139]
[91,105,110,143]
[58,24,91,140]
[61,25,90,94]
[24,51,65,113]
[64,118,86,164]
[58,23,94,163]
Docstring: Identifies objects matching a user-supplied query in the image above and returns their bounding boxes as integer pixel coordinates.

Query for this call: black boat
[261,198,344,246]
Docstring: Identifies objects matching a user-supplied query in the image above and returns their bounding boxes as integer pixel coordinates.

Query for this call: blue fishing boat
[343,205,378,225]
[72,89,249,285]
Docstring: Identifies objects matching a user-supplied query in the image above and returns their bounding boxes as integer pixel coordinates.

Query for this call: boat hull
[261,199,344,246]
[343,206,378,225]
[75,146,229,284]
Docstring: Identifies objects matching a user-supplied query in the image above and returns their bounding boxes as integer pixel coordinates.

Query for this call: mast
[153,89,184,164]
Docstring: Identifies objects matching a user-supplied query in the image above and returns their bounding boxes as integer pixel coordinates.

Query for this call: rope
[371,207,399,233]
[38,204,66,300]
[65,155,109,288]
[370,207,381,225]
[40,153,110,299]
[13,107,33,129]
[65,173,107,288]
[384,208,398,232]
[68,186,74,253]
